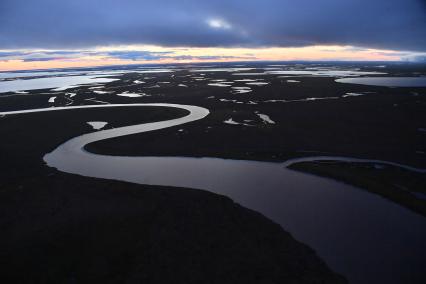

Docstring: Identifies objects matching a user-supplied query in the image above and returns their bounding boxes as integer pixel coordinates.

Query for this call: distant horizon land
[2,59,425,73]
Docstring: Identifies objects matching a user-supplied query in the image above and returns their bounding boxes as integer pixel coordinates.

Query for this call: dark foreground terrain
[0,106,344,283]
[1,62,425,283]
[0,173,344,283]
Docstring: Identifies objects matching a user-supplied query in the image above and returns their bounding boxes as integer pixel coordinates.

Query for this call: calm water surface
[2,103,425,284]
[336,76,426,87]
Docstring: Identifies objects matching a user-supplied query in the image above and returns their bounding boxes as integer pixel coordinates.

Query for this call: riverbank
[1,62,425,283]
[0,105,345,283]
[288,160,426,216]
[0,172,346,283]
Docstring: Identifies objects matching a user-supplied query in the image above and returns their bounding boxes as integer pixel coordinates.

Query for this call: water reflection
[336,77,426,87]
[0,75,119,93]
[1,103,425,284]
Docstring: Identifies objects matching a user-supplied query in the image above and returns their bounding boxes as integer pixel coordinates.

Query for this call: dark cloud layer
[0,50,252,62]
[0,0,425,51]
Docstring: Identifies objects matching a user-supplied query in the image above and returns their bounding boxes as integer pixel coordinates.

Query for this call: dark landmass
[0,104,345,283]
[0,173,345,284]
[1,62,425,283]
[288,161,426,216]
[83,69,426,168]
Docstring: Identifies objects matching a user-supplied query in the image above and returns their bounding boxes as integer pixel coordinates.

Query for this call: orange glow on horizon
[0,45,410,71]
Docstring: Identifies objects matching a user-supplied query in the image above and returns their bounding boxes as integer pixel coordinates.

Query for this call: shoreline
[0,105,346,283]
[1,63,425,283]
[288,160,426,217]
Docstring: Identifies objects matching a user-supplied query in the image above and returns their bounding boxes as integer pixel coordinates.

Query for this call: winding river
[2,103,426,284]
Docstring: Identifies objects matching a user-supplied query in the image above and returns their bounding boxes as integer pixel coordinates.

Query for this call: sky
[0,0,425,71]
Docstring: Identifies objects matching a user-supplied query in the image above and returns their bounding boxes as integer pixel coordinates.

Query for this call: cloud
[0,49,253,63]
[207,19,232,30]
[404,55,426,62]
[0,50,84,62]
[104,51,173,61]
[0,0,425,51]
[23,57,63,62]
[0,51,27,58]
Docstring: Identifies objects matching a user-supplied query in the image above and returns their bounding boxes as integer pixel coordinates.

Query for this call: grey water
[0,75,120,93]
[2,103,425,284]
[0,68,176,93]
[336,76,426,87]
